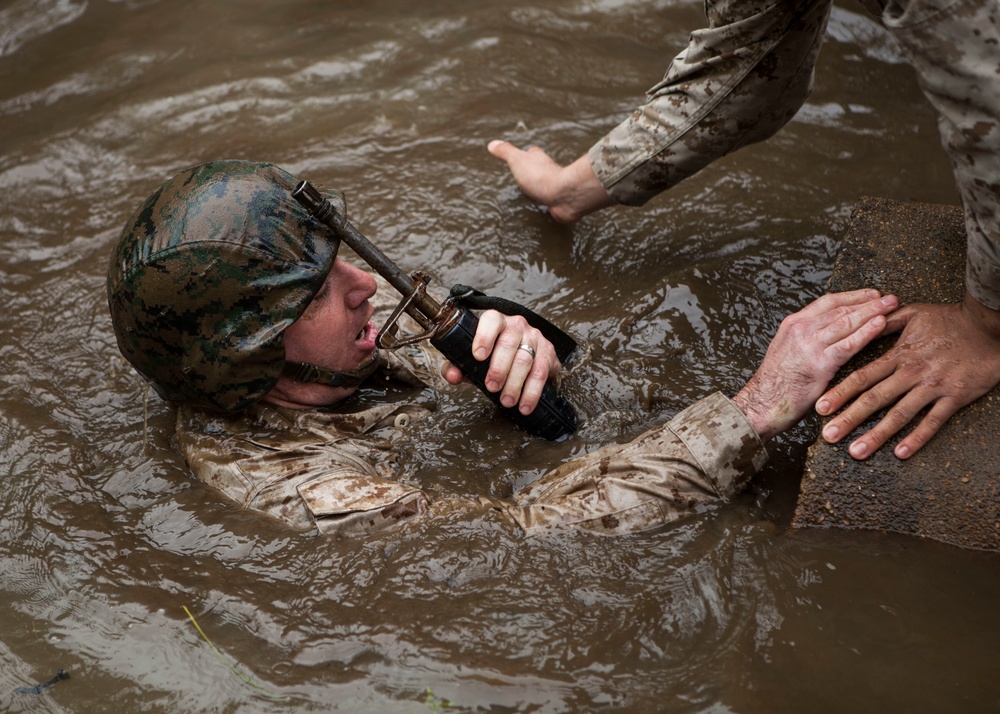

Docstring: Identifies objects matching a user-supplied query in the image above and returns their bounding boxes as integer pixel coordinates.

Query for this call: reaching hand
[487,140,615,224]
[732,290,898,441]
[817,292,1000,460]
[440,310,562,415]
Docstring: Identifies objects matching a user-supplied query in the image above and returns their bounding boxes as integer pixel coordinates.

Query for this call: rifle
[292,181,578,441]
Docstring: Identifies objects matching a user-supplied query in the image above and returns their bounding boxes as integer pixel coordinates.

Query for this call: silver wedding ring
[517,343,536,359]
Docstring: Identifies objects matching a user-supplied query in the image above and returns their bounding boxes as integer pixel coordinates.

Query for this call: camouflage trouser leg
[878,0,1000,310]
[588,0,833,206]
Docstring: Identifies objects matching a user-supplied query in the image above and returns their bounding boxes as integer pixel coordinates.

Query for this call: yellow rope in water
[182,606,287,702]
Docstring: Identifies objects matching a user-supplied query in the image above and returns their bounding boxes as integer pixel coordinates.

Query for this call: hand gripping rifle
[292,181,578,441]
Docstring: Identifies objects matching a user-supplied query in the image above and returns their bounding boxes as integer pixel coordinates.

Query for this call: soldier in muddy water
[108,159,898,536]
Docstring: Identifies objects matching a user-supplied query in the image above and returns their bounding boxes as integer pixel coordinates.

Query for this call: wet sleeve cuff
[587,125,663,208]
[666,391,768,499]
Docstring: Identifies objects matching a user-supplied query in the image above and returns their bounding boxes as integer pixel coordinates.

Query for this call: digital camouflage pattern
[107,160,346,412]
[173,289,446,535]
[589,0,1000,310]
[588,0,832,206]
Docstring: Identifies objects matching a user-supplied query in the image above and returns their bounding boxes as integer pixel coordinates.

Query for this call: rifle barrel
[292,181,443,324]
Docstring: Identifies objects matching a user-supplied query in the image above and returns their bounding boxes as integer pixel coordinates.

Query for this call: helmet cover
[107,159,345,412]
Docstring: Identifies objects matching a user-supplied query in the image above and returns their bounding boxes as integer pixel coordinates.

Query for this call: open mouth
[355,321,377,349]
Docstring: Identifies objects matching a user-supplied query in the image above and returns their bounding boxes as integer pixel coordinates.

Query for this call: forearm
[589,0,831,205]
[508,392,767,535]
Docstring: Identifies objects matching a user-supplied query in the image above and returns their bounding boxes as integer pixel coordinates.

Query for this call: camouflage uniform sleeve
[507,392,767,535]
[588,0,832,206]
[880,0,1000,310]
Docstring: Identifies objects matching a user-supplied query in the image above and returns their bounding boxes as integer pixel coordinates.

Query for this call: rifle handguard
[433,309,577,441]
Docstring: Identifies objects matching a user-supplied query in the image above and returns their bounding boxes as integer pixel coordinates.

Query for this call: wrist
[551,156,614,223]
[732,374,797,442]
[731,379,779,442]
[964,291,1000,341]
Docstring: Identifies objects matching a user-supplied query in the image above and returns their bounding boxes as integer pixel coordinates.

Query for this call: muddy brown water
[2,1,998,712]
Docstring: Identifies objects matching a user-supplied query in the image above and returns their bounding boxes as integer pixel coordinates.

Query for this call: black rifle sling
[448,284,577,364]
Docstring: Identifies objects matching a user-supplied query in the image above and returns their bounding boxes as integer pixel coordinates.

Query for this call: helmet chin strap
[281,351,380,389]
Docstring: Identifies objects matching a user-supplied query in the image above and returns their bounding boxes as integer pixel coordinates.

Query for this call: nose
[335,259,377,308]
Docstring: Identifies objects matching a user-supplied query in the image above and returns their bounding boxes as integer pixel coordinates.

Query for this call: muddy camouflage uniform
[174,287,766,536]
[110,160,767,538]
[589,0,1000,310]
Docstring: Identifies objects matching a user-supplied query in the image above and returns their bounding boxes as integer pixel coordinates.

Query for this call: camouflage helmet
[107,159,345,412]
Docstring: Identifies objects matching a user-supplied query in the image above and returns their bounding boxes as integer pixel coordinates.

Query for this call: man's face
[281,259,379,376]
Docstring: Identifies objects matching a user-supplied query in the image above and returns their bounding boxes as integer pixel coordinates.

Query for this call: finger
[893,399,962,459]
[816,350,900,416]
[514,334,561,414]
[483,319,527,393]
[516,359,552,415]
[440,360,464,386]
[819,364,910,441]
[817,295,896,346]
[473,311,506,362]
[798,289,883,318]
[487,140,525,162]
[499,342,537,409]
[821,313,887,370]
[843,389,943,460]
[884,304,918,334]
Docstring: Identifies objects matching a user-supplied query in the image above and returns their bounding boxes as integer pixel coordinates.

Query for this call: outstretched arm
[504,289,895,536]
[440,310,562,416]
[732,289,898,441]
[488,2,830,220]
[817,292,1000,460]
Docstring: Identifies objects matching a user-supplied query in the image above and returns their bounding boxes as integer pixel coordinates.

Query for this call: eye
[312,282,330,304]
[311,269,337,306]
